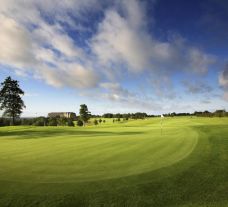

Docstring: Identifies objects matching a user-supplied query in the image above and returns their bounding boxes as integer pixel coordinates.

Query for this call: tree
[33,117,47,126]
[0,117,10,126]
[57,117,68,126]
[0,76,25,125]
[77,119,83,126]
[79,104,91,126]
[99,119,102,123]
[67,119,75,127]
[47,117,57,126]
[94,119,98,125]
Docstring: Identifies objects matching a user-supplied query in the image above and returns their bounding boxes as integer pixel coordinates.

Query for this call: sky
[0,0,228,116]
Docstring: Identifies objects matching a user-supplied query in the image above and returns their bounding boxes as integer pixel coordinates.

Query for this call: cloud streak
[219,64,228,101]
[91,2,215,75]
[182,80,213,94]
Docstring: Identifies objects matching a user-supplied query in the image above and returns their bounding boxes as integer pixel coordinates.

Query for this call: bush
[67,119,75,127]
[94,119,98,125]
[33,117,47,126]
[21,118,34,125]
[47,117,57,126]
[0,118,11,126]
[77,119,83,126]
[57,117,68,126]
[14,119,22,126]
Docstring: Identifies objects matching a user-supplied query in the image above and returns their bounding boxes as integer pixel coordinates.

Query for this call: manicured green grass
[0,117,227,206]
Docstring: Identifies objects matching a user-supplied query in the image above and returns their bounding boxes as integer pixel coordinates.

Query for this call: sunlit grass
[0,117,227,206]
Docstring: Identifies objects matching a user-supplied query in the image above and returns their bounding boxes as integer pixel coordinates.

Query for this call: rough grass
[0,117,227,207]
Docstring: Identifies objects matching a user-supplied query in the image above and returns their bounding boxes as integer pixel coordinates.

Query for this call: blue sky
[0,0,228,116]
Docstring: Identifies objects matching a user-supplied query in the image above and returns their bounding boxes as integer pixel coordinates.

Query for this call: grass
[0,117,227,206]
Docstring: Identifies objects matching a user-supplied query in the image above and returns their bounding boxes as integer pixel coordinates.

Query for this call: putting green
[0,121,197,183]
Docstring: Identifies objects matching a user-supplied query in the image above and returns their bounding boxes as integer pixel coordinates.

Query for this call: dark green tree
[57,117,68,126]
[79,104,91,126]
[67,118,75,127]
[47,117,57,126]
[94,119,98,125]
[33,117,47,126]
[77,119,83,126]
[0,76,25,125]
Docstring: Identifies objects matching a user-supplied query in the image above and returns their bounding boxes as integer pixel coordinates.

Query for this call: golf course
[0,117,227,207]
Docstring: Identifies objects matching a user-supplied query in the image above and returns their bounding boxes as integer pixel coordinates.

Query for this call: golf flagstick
[160,114,164,135]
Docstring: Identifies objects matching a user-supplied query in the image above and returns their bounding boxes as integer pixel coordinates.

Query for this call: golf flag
[160,114,164,135]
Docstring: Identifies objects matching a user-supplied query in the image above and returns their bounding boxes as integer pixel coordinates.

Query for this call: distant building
[48,112,76,119]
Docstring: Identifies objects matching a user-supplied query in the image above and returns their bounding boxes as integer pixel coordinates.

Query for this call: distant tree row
[163,110,228,117]
[0,117,75,127]
[103,112,149,119]
[194,110,228,117]
[93,119,106,125]
[163,112,192,117]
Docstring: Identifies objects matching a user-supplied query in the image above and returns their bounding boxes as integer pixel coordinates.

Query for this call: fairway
[0,117,227,207]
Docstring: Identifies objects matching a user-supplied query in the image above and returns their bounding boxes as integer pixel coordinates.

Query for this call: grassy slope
[0,117,227,207]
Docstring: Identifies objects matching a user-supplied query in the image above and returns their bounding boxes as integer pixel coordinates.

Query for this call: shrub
[77,119,83,126]
[57,117,68,126]
[67,119,75,127]
[0,118,11,126]
[21,118,34,125]
[33,117,47,126]
[47,117,57,126]
[94,119,98,125]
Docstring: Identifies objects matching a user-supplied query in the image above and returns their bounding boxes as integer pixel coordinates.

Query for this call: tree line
[102,112,150,119]
[163,110,228,117]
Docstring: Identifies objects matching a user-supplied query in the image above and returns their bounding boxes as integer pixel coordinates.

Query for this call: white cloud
[219,64,228,101]
[100,82,135,98]
[39,63,99,88]
[0,15,36,69]
[182,80,212,94]
[33,22,84,59]
[0,1,99,89]
[0,0,218,110]
[219,64,228,88]
[91,0,215,76]
[188,48,215,74]
[0,0,99,24]
[91,8,153,72]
